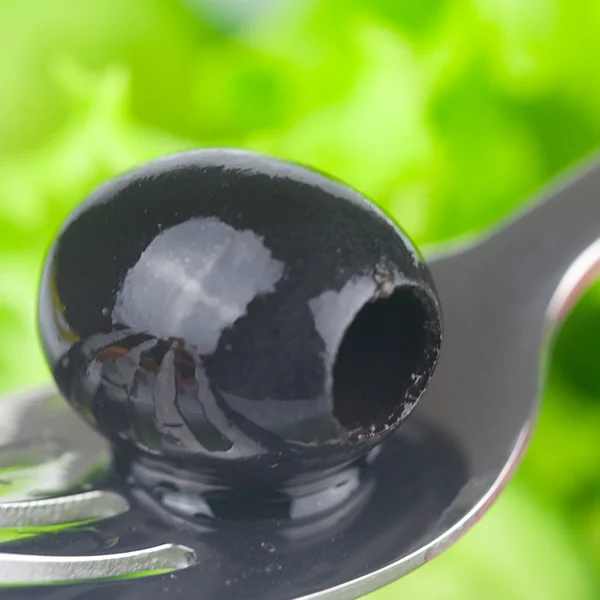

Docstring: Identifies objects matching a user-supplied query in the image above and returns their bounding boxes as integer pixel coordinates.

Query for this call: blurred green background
[1,0,600,597]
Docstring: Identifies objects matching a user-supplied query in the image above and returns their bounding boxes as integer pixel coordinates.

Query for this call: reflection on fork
[0,386,196,584]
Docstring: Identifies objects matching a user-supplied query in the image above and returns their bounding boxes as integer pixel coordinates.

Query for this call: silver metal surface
[0,155,599,598]
[0,384,110,501]
[0,387,197,584]
[0,491,128,527]
[0,544,196,584]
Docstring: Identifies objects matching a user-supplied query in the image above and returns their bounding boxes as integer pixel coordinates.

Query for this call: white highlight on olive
[113,217,284,354]
[309,277,377,374]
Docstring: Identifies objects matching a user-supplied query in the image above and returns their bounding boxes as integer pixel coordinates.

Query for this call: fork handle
[438,154,600,328]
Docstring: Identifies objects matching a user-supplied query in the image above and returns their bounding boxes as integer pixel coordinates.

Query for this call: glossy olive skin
[39,150,441,489]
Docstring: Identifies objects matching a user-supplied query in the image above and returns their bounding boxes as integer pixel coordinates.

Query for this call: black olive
[38,149,442,489]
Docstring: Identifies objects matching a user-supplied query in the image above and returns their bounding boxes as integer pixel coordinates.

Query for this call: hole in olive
[332,286,432,436]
